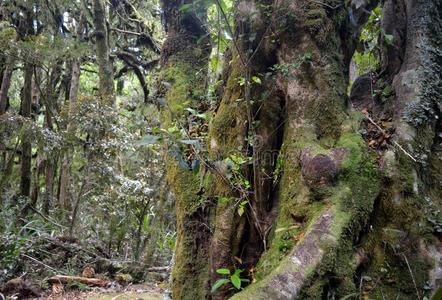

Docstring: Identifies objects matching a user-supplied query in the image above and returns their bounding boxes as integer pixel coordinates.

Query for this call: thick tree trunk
[228,1,441,299]
[159,0,212,299]
[168,0,440,299]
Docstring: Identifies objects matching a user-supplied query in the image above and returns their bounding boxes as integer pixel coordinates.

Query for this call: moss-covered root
[231,208,335,300]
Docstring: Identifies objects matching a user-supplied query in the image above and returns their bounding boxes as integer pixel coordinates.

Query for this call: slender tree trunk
[19,63,33,199]
[69,157,90,238]
[59,13,84,210]
[42,61,62,214]
[29,68,42,209]
[0,35,18,114]
[92,0,114,98]
[43,159,54,214]
[0,139,19,207]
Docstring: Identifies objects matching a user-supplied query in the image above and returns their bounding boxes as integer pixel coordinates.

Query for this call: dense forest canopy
[0,0,440,300]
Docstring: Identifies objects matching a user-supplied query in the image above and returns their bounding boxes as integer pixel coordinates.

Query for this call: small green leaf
[252,76,261,84]
[219,197,231,205]
[143,214,149,232]
[231,274,241,289]
[385,34,394,45]
[177,139,204,150]
[167,126,178,133]
[233,269,243,276]
[179,3,192,11]
[216,268,231,274]
[135,135,159,146]
[211,279,230,293]
[238,206,244,216]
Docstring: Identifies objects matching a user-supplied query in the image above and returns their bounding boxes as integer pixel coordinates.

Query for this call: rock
[301,148,349,189]
[1,278,40,298]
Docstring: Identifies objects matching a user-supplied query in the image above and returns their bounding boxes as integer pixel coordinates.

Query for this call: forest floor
[2,280,167,300]
[0,234,170,300]
[45,284,166,300]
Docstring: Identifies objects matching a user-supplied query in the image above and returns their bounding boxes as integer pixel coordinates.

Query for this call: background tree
[0,0,175,288]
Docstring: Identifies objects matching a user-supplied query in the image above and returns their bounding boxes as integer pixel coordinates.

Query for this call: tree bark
[0,34,18,114]
[59,13,84,211]
[168,0,441,299]
[19,63,33,199]
[92,0,114,98]
[159,0,212,299]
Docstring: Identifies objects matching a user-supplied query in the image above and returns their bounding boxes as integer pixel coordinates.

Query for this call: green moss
[337,132,364,171]
[207,60,248,159]
[295,278,327,300]
[305,18,323,29]
[161,43,212,299]
[290,124,381,298]
[306,8,326,18]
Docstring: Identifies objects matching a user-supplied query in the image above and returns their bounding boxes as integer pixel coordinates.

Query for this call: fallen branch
[20,254,59,273]
[47,275,106,287]
[28,206,66,229]
[41,234,102,259]
[145,266,170,272]
[111,28,141,36]
[402,253,420,299]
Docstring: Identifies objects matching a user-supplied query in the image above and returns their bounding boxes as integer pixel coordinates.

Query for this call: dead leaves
[82,267,95,278]
[233,256,242,264]
[360,107,395,151]
[52,283,63,295]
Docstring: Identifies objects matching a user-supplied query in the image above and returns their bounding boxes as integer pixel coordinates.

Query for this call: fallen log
[47,275,106,287]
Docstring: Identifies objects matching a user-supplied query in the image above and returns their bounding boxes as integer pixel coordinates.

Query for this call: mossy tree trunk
[0,34,18,114]
[59,12,84,211]
[92,0,114,98]
[166,0,441,299]
[159,0,212,299]
[18,6,35,202]
[19,62,33,199]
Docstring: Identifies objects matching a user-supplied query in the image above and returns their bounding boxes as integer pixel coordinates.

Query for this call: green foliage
[211,268,250,292]
[353,5,391,75]
[0,203,58,282]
